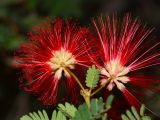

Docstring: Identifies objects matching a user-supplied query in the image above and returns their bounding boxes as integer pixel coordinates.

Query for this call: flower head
[100,59,130,91]
[16,19,92,105]
[92,14,160,109]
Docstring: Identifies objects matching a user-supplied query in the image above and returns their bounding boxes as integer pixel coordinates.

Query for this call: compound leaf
[121,105,152,120]
[58,102,77,118]
[20,110,49,120]
[85,65,100,89]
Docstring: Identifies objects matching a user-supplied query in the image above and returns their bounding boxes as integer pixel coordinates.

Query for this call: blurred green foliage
[0,0,84,50]
[0,25,21,50]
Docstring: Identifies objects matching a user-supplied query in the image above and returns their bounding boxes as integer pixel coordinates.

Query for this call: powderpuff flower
[92,14,160,109]
[16,19,92,105]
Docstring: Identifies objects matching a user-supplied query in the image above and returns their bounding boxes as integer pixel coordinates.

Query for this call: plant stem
[63,65,91,108]
[63,66,85,92]
[80,89,91,109]
[91,78,111,97]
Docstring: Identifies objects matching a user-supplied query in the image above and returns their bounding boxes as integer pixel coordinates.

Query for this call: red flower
[16,19,92,105]
[91,14,160,110]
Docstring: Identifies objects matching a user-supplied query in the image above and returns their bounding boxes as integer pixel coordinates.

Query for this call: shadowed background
[0,0,160,119]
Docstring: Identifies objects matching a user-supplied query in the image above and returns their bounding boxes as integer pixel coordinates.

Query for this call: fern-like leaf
[90,97,104,117]
[85,65,100,89]
[20,110,66,120]
[20,110,49,120]
[73,102,91,120]
[121,105,151,120]
[73,96,114,120]
[51,110,66,120]
[58,102,77,118]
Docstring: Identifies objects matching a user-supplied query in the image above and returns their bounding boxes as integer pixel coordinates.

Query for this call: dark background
[0,0,160,120]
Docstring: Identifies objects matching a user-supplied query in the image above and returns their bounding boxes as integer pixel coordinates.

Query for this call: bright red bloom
[91,14,160,110]
[16,19,92,105]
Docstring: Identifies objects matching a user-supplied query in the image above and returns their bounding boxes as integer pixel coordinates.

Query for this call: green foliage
[121,105,151,120]
[20,96,152,120]
[73,95,114,120]
[58,102,77,118]
[106,95,114,111]
[90,97,105,119]
[90,97,104,116]
[20,110,49,120]
[20,95,114,120]
[73,102,91,120]
[140,104,145,116]
[85,65,100,89]
[51,110,66,120]
[20,110,67,120]
[0,25,23,50]
[0,0,85,51]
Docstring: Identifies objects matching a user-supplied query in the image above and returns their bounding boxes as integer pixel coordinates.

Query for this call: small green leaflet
[106,94,114,110]
[85,65,100,89]
[140,104,145,116]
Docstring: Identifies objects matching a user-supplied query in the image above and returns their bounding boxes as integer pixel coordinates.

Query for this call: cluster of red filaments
[16,15,160,113]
